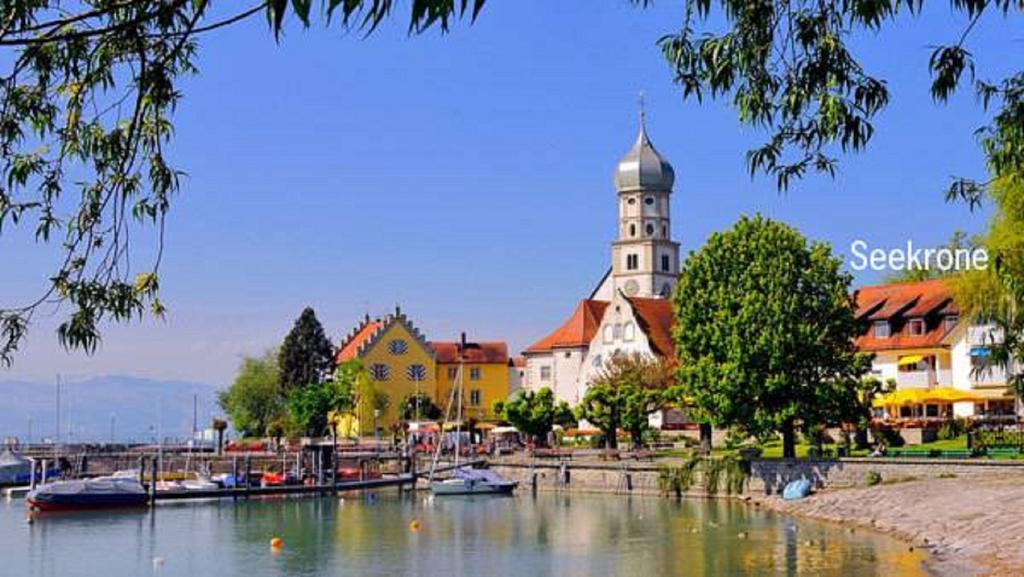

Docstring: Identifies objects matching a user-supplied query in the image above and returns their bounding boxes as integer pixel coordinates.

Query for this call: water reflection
[1,492,926,577]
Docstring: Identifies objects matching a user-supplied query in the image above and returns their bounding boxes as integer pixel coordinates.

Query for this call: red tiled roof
[853,279,959,352]
[431,341,508,364]
[525,300,609,353]
[510,356,526,368]
[336,321,382,362]
[626,297,675,357]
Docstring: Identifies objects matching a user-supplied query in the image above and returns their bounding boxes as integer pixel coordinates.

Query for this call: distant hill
[0,375,222,443]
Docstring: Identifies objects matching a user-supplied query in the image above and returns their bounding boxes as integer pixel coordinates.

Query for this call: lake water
[1,491,928,576]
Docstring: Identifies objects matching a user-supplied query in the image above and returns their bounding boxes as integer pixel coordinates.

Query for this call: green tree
[492,387,574,447]
[278,307,335,394]
[577,353,672,449]
[955,176,1024,401]
[286,359,360,437]
[400,392,443,421]
[672,215,872,459]
[218,350,285,438]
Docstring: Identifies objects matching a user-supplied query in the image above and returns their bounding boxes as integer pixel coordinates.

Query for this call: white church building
[522,113,679,411]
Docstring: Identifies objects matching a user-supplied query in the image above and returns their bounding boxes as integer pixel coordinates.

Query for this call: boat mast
[54,373,60,459]
[454,332,466,468]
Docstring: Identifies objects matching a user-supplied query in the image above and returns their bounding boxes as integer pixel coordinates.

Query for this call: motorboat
[26,477,148,511]
[0,448,32,485]
[429,467,517,496]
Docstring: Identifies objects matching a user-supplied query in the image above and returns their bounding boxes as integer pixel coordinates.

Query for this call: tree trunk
[631,429,643,450]
[782,420,796,459]
[699,423,713,455]
[606,428,618,450]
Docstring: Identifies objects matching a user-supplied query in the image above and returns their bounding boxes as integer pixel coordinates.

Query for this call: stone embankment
[489,456,1024,576]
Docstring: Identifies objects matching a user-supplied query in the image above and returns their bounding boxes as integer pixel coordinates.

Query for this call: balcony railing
[897,370,936,389]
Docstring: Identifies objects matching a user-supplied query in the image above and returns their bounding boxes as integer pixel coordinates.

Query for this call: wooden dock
[152,474,417,501]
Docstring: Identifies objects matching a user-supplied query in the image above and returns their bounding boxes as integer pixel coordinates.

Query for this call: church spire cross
[637,91,646,128]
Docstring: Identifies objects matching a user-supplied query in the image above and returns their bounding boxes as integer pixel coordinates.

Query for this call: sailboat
[427,333,517,496]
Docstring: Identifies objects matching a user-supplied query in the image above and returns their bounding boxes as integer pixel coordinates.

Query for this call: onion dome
[613,115,675,192]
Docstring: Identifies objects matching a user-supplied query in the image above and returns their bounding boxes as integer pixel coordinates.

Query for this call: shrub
[937,418,969,441]
[865,470,882,486]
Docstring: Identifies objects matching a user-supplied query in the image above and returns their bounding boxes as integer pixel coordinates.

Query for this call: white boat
[429,467,517,495]
[427,333,516,497]
[180,478,218,491]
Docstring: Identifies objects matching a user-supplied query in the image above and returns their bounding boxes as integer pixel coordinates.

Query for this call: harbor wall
[487,457,1024,497]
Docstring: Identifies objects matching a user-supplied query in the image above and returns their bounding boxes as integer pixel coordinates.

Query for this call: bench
[938,449,972,459]
[888,448,933,458]
[986,447,1022,458]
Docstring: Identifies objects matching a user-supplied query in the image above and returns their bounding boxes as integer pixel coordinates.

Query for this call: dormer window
[873,320,890,339]
[944,315,959,332]
[908,318,925,337]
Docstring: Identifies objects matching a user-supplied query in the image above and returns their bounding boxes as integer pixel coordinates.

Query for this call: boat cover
[0,449,31,483]
[453,468,511,485]
[32,477,146,497]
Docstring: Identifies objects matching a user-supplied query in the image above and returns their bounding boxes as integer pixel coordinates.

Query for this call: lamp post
[374,409,381,443]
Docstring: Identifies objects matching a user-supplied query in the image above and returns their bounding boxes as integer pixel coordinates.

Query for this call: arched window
[388,339,408,355]
[406,364,427,381]
[624,322,636,342]
[603,325,614,344]
[629,224,636,237]
[370,364,390,382]
[646,223,654,236]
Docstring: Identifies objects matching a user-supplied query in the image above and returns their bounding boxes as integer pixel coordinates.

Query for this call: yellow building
[335,308,512,432]
[335,308,438,432]
[431,340,510,422]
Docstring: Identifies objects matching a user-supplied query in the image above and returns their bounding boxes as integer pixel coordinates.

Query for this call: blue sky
[2,1,1019,386]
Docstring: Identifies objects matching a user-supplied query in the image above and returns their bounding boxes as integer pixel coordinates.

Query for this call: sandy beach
[752,474,1024,576]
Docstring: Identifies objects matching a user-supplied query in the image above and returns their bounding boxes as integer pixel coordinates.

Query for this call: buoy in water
[409,520,421,532]
[270,537,284,550]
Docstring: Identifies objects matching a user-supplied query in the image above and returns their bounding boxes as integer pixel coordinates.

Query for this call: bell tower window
[661,254,671,272]
[645,224,654,236]
[626,254,639,270]
[629,224,636,237]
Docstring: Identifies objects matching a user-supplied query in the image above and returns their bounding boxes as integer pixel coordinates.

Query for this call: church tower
[610,110,680,299]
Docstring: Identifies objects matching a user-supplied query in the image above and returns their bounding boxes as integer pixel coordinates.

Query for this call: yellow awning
[872,387,988,407]
[897,355,925,366]
[919,387,987,404]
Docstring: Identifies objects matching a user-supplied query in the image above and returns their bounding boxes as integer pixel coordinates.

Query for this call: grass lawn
[919,435,969,451]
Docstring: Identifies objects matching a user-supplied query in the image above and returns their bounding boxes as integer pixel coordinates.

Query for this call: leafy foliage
[278,307,335,394]
[671,215,872,458]
[286,375,352,437]
[577,352,673,449]
[953,176,1024,400]
[0,0,486,365]
[648,0,1024,194]
[400,392,442,421]
[492,387,573,446]
[218,349,286,437]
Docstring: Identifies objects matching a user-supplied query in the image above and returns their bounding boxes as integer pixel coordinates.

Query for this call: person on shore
[870,442,887,458]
